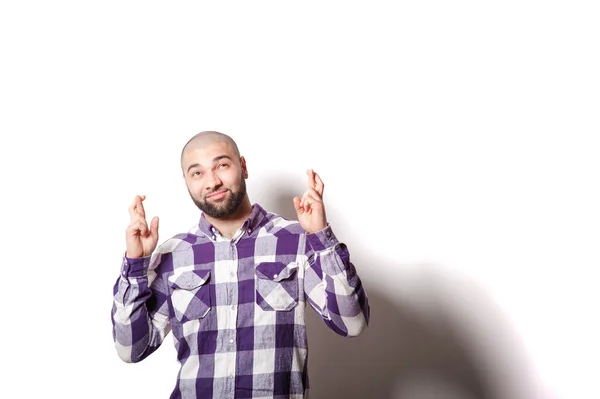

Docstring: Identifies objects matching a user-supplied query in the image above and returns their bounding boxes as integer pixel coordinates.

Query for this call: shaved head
[180,131,249,220]
[180,131,240,168]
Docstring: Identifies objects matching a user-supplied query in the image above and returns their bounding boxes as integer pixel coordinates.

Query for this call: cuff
[306,225,338,252]
[121,253,151,278]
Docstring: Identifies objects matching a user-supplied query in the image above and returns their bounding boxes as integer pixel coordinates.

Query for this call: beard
[190,178,247,219]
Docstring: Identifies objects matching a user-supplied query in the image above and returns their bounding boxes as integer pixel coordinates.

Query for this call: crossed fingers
[128,195,149,236]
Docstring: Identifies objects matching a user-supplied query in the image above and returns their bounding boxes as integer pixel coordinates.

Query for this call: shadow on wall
[305,287,492,399]
[262,172,541,399]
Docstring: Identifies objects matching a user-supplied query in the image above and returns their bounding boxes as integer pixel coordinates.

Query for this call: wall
[1,2,598,398]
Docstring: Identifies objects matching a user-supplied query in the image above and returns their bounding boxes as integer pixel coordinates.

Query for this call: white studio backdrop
[1,1,598,398]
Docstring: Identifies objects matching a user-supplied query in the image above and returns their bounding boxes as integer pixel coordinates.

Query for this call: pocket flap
[168,270,211,290]
[256,262,298,282]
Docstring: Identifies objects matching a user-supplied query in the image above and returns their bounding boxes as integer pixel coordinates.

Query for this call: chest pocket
[168,270,211,322]
[255,262,299,311]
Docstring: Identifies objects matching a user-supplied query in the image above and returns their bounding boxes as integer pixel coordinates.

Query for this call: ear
[240,156,249,179]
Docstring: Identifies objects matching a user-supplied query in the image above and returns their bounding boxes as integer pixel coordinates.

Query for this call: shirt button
[229,338,234,344]
[230,272,235,278]
[326,230,331,237]
[273,274,278,279]
[231,305,237,311]
[248,228,252,233]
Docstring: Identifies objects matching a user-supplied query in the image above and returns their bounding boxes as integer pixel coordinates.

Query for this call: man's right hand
[126,195,159,258]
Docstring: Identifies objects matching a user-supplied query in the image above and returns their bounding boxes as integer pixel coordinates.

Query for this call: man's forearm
[112,255,170,362]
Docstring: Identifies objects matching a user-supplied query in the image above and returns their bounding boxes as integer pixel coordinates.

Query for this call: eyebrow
[186,155,233,173]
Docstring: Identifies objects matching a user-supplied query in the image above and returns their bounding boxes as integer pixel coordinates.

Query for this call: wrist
[305,223,329,235]
[125,250,144,259]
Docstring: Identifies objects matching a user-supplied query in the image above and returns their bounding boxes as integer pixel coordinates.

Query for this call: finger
[306,169,316,191]
[127,219,148,236]
[130,216,149,236]
[135,195,146,218]
[306,187,323,201]
[301,194,314,212]
[138,219,149,236]
[126,220,139,236]
[129,195,146,220]
[128,196,139,220]
[293,197,304,213]
[313,172,324,196]
[299,191,310,207]
[150,216,159,239]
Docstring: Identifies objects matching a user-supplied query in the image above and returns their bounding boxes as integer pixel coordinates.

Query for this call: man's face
[182,140,248,219]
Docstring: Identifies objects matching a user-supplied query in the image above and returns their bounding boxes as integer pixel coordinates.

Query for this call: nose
[205,170,223,191]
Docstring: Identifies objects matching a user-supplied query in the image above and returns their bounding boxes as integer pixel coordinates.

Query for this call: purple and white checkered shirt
[112,203,369,398]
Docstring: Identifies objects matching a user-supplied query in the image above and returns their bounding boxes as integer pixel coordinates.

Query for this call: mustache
[204,188,229,199]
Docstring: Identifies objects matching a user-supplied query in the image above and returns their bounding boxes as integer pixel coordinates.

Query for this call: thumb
[150,216,159,239]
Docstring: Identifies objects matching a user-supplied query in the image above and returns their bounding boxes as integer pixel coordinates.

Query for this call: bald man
[112,131,370,399]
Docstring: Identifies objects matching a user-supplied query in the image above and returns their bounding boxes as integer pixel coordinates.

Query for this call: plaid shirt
[112,203,370,399]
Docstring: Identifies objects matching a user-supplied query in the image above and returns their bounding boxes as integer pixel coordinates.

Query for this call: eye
[192,171,203,177]
[218,163,229,169]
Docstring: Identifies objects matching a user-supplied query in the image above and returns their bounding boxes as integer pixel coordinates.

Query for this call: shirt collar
[197,203,267,240]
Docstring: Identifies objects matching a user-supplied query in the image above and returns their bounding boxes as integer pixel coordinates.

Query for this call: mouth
[205,189,228,201]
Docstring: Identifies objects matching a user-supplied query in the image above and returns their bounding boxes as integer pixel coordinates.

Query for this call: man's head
[181,131,248,219]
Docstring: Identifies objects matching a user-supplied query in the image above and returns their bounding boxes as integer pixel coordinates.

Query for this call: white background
[1,1,598,398]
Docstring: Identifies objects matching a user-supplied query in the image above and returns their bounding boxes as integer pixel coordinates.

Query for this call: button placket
[226,243,239,351]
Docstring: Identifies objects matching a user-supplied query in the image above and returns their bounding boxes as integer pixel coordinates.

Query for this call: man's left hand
[293,169,328,234]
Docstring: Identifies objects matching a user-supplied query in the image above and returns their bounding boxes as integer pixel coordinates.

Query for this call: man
[112,131,370,398]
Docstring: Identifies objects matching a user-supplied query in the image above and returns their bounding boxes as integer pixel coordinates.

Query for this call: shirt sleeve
[111,252,171,363]
[303,225,370,337]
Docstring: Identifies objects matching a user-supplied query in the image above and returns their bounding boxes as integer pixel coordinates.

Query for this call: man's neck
[205,198,253,239]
